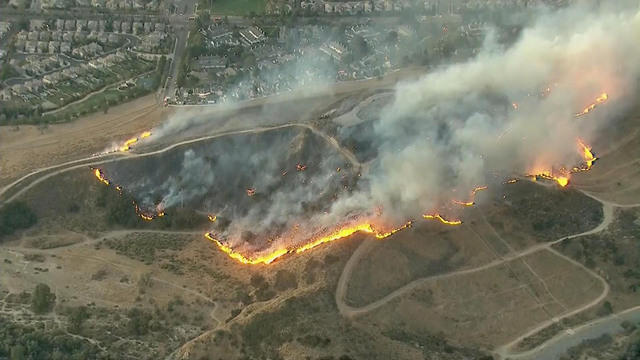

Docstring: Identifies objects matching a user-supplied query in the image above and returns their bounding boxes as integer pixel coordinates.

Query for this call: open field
[355,248,603,349]
[203,0,266,15]
[0,94,166,188]
[1,70,640,359]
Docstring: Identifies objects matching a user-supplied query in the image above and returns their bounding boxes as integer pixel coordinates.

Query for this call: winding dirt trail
[336,200,614,317]
[0,122,359,206]
[335,190,634,360]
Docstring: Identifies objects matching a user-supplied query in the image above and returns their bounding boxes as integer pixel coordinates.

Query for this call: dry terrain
[1,81,640,360]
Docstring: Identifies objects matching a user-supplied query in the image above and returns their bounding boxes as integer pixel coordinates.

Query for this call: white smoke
[109,2,640,254]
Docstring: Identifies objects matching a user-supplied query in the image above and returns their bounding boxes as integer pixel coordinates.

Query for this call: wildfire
[205,220,413,265]
[577,139,597,170]
[94,168,110,186]
[117,130,152,152]
[246,188,256,197]
[452,185,488,207]
[452,200,475,206]
[295,223,377,253]
[528,170,570,187]
[208,215,217,222]
[504,179,518,184]
[205,233,289,265]
[373,221,413,239]
[575,92,609,117]
[92,168,165,221]
[423,214,462,225]
[296,163,307,171]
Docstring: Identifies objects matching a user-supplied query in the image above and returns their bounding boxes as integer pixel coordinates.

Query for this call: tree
[31,283,56,314]
[10,345,26,360]
[127,308,152,336]
[0,201,37,238]
[68,306,89,333]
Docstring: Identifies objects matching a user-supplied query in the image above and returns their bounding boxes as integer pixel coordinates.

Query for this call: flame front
[204,220,414,265]
[295,223,376,254]
[208,215,217,222]
[452,185,488,207]
[423,214,463,225]
[577,139,597,169]
[94,168,110,186]
[116,130,152,152]
[576,92,608,117]
[528,170,570,187]
[205,233,289,265]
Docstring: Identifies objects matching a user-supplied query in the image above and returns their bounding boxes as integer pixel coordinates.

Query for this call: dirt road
[334,194,627,360]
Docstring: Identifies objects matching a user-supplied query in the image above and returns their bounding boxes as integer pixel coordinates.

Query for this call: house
[62,32,73,42]
[121,21,132,33]
[324,2,334,12]
[39,31,51,41]
[14,40,26,51]
[25,80,43,92]
[56,19,65,30]
[28,31,39,41]
[154,23,165,32]
[51,31,62,41]
[49,41,60,53]
[239,26,265,47]
[108,33,120,44]
[97,33,109,43]
[72,42,103,58]
[25,41,37,53]
[43,72,63,84]
[319,41,347,61]
[195,55,226,70]
[73,31,87,42]
[132,21,143,34]
[77,20,88,31]
[144,22,153,32]
[37,41,48,53]
[30,20,46,30]
[64,20,76,31]
[60,42,71,53]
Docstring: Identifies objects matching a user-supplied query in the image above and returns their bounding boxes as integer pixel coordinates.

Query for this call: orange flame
[117,130,152,152]
[577,139,597,169]
[576,92,608,117]
[452,185,488,207]
[295,223,377,254]
[208,215,217,222]
[205,221,413,265]
[423,214,462,225]
[205,233,289,265]
[94,169,110,186]
[528,170,570,187]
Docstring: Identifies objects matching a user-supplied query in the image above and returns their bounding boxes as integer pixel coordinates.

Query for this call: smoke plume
[106,2,640,255]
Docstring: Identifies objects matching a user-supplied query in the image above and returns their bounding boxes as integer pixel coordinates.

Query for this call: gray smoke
[118,2,640,255]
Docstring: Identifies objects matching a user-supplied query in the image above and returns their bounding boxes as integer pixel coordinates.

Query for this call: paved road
[508,305,640,360]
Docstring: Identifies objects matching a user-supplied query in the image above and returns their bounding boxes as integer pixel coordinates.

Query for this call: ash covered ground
[101,127,360,251]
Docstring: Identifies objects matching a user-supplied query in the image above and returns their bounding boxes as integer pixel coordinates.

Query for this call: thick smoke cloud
[111,2,640,254]
[325,2,640,224]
